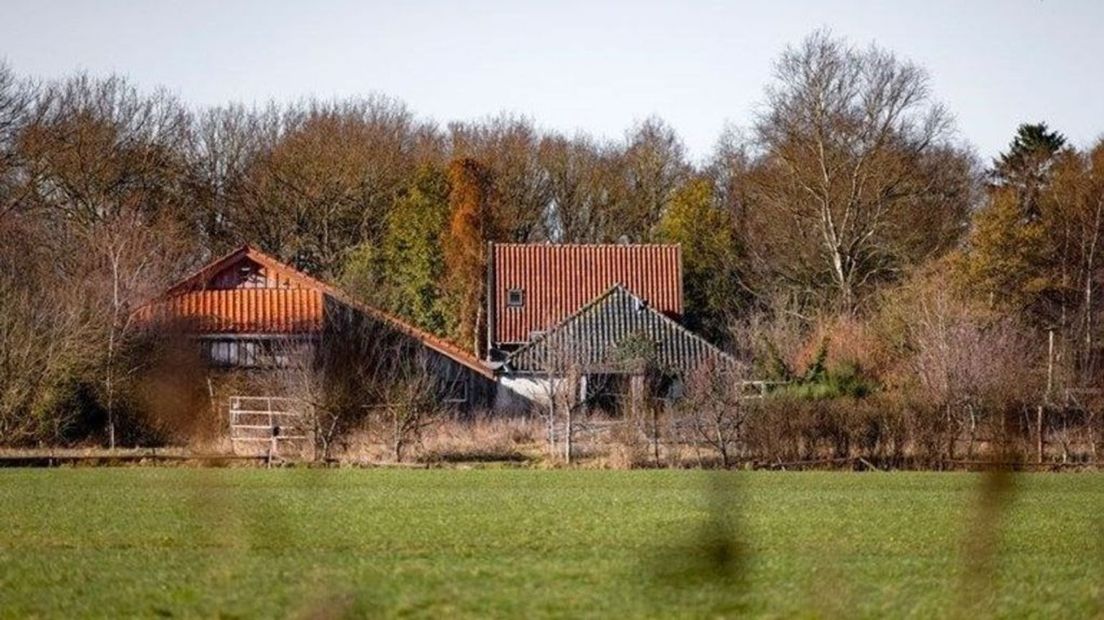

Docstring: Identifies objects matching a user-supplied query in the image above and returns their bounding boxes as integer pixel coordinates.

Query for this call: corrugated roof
[491,243,682,345]
[505,284,732,374]
[136,245,494,379]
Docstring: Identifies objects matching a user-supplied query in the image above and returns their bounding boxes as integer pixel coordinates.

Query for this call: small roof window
[507,288,525,307]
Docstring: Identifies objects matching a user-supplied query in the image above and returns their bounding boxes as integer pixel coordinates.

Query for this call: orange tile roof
[135,288,323,334]
[136,245,494,378]
[490,243,683,345]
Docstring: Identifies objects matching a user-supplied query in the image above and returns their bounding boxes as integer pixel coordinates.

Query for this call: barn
[486,243,734,414]
[135,242,734,441]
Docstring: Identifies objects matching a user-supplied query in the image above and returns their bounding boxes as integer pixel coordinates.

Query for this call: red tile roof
[136,246,494,378]
[490,243,683,345]
[136,289,323,334]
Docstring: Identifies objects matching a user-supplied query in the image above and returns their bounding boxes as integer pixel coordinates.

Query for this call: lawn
[0,469,1101,618]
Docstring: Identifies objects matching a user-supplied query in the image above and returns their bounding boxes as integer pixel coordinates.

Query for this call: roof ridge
[505,285,623,363]
[164,245,251,294]
[506,283,730,368]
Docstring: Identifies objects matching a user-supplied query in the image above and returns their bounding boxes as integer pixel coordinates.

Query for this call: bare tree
[187,104,273,254]
[905,272,1040,459]
[1041,143,1104,386]
[676,359,751,468]
[449,114,550,242]
[13,74,198,447]
[0,61,37,222]
[263,338,334,460]
[374,352,443,462]
[538,133,621,242]
[529,333,587,462]
[0,220,98,444]
[231,97,423,278]
[524,326,626,464]
[748,30,976,314]
[268,306,447,462]
[621,117,689,242]
[90,210,195,448]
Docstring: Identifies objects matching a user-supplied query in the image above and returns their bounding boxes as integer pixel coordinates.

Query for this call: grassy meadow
[0,469,1101,618]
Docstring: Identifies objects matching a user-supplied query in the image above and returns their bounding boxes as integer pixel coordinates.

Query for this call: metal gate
[228,396,311,458]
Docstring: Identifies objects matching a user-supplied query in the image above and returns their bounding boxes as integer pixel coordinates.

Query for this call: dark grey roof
[504,285,734,374]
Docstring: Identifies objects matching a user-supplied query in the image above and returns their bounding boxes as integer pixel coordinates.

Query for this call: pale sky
[2,0,1102,163]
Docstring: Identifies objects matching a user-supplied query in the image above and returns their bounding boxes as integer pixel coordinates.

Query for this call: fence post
[268,398,277,466]
[1037,404,1044,465]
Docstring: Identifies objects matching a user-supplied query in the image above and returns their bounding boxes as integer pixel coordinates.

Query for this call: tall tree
[18,74,192,226]
[539,133,625,242]
[187,104,273,256]
[233,98,420,278]
[449,115,549,242]
[958,137,1104,389]
[621,117,689,241]
[0,61,36,222]
[441,158,499,355]
[747,30,975,315]
[992,122,1067,220]
[15,74,198,446]
[655,176,747,341]
[342,164,451,335]
[1046,142,1104,382]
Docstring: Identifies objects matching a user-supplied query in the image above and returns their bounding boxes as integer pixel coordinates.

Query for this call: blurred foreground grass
[0,469,1101,618]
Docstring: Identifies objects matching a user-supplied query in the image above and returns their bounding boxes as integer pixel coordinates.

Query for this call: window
[202,338,312,368]
[440,366,469,404]
[507,288,524,307]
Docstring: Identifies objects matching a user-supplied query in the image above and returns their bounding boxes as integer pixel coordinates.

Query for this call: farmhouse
[135,246,498,429]
[135,242,732,442]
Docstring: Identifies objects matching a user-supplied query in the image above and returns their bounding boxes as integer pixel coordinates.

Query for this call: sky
[2,0,1102,163]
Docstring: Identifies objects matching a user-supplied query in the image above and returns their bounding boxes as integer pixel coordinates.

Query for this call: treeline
[1,30,1102,461]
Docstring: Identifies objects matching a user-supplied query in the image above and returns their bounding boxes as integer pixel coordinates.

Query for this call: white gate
[228,396,311,458]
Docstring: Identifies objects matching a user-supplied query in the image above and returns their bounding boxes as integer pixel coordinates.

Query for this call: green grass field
[0,469,1101,618]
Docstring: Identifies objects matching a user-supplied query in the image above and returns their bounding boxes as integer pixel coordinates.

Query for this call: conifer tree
[992,122,1067,220]
[381,165,451,333]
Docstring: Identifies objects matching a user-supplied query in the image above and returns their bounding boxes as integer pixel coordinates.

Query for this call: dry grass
[324,413,544,465]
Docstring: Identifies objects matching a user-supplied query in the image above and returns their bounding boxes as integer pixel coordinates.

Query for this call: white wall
[495,375,553,413]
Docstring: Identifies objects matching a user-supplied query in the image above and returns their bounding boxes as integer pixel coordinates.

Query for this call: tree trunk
[564,403,572,464]
[944,404,956,465]
[105,249,121,450]
[393,409,403,463]
[716,419,730,469]
[1036,405,1045,465]
[651,407,660,465]
[547,378,556,457]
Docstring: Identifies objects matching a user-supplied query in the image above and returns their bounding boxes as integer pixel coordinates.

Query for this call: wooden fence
[228,396,311,459]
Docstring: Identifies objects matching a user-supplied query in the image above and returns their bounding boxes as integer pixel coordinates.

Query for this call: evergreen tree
[992,122,1067,220]
[381,165,451,333]
[340,165,451,335]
